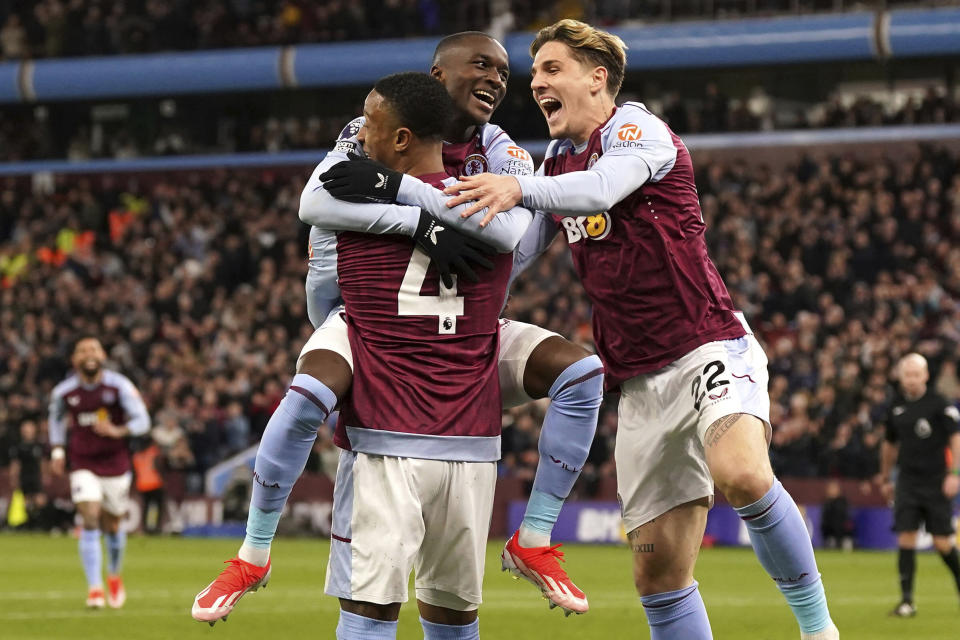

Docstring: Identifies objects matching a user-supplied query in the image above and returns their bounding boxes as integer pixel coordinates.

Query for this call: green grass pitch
[2,533,958,639]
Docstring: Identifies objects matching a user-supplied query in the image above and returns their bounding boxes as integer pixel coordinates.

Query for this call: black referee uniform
[885,391,960,536]
[885,389,960,612]
[9,439,44,496]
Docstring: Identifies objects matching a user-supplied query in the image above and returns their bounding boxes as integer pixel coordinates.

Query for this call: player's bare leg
[100,510,127,608]
[502,336,602,615]
[192,349,351,624]
[631,499,714,638]
[76,501,105,608]
[337,599,400,639]
[706,414,838,639]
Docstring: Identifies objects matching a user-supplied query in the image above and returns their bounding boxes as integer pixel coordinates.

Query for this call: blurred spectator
[223,400,251,455]
[1,142,959,488]
[0,13,28,59]
[7,420,48,529]
[132,438,165,534]
[820,479,854,550]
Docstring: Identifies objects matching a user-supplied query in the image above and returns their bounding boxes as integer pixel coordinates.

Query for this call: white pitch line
[2,591,955,621]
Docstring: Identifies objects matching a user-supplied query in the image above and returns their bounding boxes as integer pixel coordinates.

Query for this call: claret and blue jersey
[298,117,535,463]
[512,102,745,389]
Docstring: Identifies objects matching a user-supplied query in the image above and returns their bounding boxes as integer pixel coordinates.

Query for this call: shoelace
[208,558,262,597]
[523,543,571,579]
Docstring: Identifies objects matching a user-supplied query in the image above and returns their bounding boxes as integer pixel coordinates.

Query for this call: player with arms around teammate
[878,353,960,617]
[320,72,512,640]
[49,336,150,609]
[424,19,838,640]
[192,32,603,624]
[195,72,522,639]
[316,32,604,611]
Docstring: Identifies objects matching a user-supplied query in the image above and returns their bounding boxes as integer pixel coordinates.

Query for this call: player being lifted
[330,19,839,640]
[192,32,603,626]
[224,71,512,639]
[49,336,150,609]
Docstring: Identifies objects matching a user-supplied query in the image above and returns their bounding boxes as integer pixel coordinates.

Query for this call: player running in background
[334,19,839,640]
[192,31,602,624]
[49,336,150,609]
[878,353,960,617]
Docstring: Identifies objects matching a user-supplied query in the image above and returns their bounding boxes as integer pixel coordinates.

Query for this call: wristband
[51,447,65,460]
[950,468,960,477]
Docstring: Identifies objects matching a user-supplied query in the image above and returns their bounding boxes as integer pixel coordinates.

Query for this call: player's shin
[520,355,603,547]
[640,582,713,640]
[898,547,916,603]
[336,610,398,640]
[420,617,480,640]
[105,529,126,575]
[239,373,335,566]
[734,478,834,634]
[79,528,103,587]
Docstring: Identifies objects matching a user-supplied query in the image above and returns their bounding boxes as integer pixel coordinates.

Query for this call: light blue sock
[336,610,397,640]
[734,478,832,633]
[521,490,563,538]
[243,374,335,551]
[244,507,283,549]
[640,581,713,639]
[105,530,126,575]
[522,355,603,539]
[420,616,479,640]
[79,528,103,588]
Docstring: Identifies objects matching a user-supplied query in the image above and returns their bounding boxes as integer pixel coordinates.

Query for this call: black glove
[413,210,496,289]
[319,157,402,204]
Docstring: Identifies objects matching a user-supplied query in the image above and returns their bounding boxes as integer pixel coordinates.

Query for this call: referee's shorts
[894,478,956,536]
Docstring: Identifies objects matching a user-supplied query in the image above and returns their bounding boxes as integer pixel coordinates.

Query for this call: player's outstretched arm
[445,152,654,224]
[315,157,533,253]
[299,155,422,237]
[394,172,533,252]
[299,116,425,237]
[307,156,502,286]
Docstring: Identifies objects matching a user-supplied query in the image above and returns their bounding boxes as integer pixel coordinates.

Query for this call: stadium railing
[1,124,958,177]
[1,8,958,104]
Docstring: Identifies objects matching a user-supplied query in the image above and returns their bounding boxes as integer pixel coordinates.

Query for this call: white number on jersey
[397,248,464,334]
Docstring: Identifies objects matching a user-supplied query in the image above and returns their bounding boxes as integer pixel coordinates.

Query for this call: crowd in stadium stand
[1,144,958,499]
[0,0,492,57]
[1,85,957,163]
[0,0,942,60]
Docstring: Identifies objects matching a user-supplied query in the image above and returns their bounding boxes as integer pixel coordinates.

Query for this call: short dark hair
[432,31,495,66]
[72,334,101,353]
[373,72,455,141]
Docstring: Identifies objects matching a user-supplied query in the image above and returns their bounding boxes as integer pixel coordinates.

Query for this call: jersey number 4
[397,248,464,334]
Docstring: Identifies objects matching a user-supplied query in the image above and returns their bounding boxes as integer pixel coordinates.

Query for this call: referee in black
[878,353,960,617]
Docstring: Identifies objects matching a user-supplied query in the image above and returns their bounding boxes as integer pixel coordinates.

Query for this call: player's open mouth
[472,89,496,111]
[539,96,562,122]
